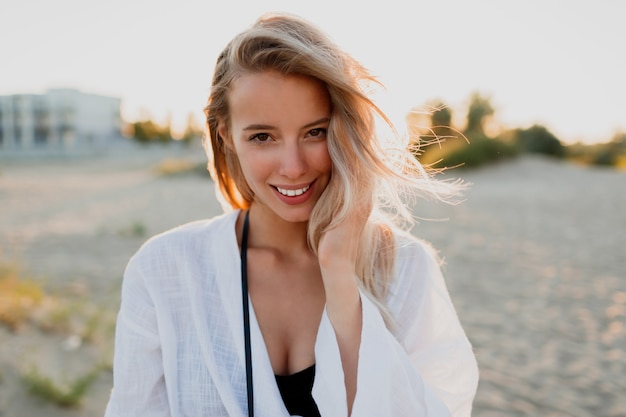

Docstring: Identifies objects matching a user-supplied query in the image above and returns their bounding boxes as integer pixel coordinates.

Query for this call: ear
[217,120,229,143]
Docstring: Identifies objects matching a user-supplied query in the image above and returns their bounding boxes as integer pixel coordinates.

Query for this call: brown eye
[307,128,327,138]
[250,133,271,142]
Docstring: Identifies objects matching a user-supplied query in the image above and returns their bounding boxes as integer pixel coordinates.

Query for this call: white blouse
[104,210,478,417]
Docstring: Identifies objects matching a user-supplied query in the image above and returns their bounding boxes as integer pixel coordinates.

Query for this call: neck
[243,203,311,256]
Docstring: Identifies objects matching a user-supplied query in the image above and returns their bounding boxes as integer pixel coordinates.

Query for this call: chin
[253,199,312,224]
[278,209,312,224]
[268,203,315,224]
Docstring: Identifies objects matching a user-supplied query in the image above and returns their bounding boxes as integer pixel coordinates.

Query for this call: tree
[132,120,159,143]
[499,125,564,158]
[592,131,626,166]
[513,124,564,157]
[610,131,626,150]
[464,92,494,136]
[131,119,172,144]
[181,112,203,145]
[405,101,454,150]
[430,101,453,131]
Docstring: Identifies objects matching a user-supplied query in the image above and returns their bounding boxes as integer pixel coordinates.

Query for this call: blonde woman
[105,12,478,417]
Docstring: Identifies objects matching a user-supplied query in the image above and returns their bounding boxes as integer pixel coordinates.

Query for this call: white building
[0,88,122,154]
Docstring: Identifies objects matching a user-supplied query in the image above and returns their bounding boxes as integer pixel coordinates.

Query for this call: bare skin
[236,201,365,414]
[236,206,326,376]
[317,204,368,410]
[226,72,366,414]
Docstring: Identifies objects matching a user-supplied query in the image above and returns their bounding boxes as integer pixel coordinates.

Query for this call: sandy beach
[0,144,624,416]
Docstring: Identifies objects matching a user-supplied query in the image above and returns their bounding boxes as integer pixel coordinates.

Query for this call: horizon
[2,0,625,145]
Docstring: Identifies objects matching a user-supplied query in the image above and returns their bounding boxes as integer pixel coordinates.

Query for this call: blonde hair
[204,12,460,325]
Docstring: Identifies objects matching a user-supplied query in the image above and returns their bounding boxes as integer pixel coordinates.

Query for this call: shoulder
[385,228,446,330]
[392,228,442,277]
[140,210,237,252]
[127,210,239,273]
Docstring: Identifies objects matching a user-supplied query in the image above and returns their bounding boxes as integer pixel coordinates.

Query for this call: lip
[271,181,315,205]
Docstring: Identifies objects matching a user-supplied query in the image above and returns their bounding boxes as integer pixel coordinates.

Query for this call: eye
[306,128,327,138]
[249,133,271,143]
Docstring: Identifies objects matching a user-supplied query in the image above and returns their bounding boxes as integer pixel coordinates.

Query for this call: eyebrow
[242,117,330,131]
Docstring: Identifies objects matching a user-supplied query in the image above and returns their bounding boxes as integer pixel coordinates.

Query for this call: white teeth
[276,184,310,197]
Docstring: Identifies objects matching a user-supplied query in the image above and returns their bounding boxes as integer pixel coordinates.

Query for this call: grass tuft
[117,221,147,237]
[22,365,103,408]
[154,157,199,176]
[0,263,45,330]
[0,260,117,342]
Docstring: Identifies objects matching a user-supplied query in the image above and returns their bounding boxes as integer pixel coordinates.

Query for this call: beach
[0,145,624,416]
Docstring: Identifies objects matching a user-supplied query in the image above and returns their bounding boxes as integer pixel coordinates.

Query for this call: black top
[275,365,321,417]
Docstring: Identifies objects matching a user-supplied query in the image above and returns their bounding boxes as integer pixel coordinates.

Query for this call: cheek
[321,157,332,174]
[237,150,272,185]
[237,153,258,180]
[313,143,333,173]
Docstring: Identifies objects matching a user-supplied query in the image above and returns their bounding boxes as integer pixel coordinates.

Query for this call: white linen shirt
[104,210,478,417]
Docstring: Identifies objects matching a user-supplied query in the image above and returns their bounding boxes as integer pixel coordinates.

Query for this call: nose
[278,141,307,179]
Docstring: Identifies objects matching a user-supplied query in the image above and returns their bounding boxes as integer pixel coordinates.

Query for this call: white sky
[2,0,625,144]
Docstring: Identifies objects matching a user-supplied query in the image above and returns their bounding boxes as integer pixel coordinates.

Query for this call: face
[220,71,332,223]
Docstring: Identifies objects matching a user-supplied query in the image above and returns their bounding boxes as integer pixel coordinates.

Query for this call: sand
[0,144,624,416]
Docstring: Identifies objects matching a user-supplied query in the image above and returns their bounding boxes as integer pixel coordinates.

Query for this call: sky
[2,0,625,144]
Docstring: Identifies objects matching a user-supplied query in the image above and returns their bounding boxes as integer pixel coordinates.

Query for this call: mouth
[273,182,312,197]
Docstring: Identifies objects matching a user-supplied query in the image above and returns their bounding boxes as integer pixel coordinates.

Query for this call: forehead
[227,71,331,128]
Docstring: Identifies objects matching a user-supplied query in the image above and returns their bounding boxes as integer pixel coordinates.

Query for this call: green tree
[592,131,626,166]
[181,112,203,145]
[131,119,172,144]
[430,101,453,131]
[610,131,626,149]
[512,124,564,157]
[465,92,494,136]
[132,120,160,143]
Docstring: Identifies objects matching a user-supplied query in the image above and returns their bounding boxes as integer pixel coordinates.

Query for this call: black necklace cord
[240,210,254,417]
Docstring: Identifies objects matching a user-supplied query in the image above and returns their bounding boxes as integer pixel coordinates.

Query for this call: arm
[104,257,170,417]
[390,239,479,416]
[316,207,369,415]
[313,235,478,417]
[317,266,361,416]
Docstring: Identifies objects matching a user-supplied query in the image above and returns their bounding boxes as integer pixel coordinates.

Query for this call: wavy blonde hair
[204,12,459,324]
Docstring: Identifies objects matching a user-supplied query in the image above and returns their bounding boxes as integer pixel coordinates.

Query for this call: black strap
[240,210,254,417]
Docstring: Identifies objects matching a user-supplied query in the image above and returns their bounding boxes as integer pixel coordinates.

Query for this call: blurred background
[1,0,624,416]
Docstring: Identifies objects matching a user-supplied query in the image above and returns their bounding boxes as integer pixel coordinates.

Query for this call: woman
[105,12,478,417]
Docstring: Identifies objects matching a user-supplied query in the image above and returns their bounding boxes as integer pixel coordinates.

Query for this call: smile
[275,184,311,197]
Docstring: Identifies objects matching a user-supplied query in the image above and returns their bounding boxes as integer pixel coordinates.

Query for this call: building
[0,88,122,154]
